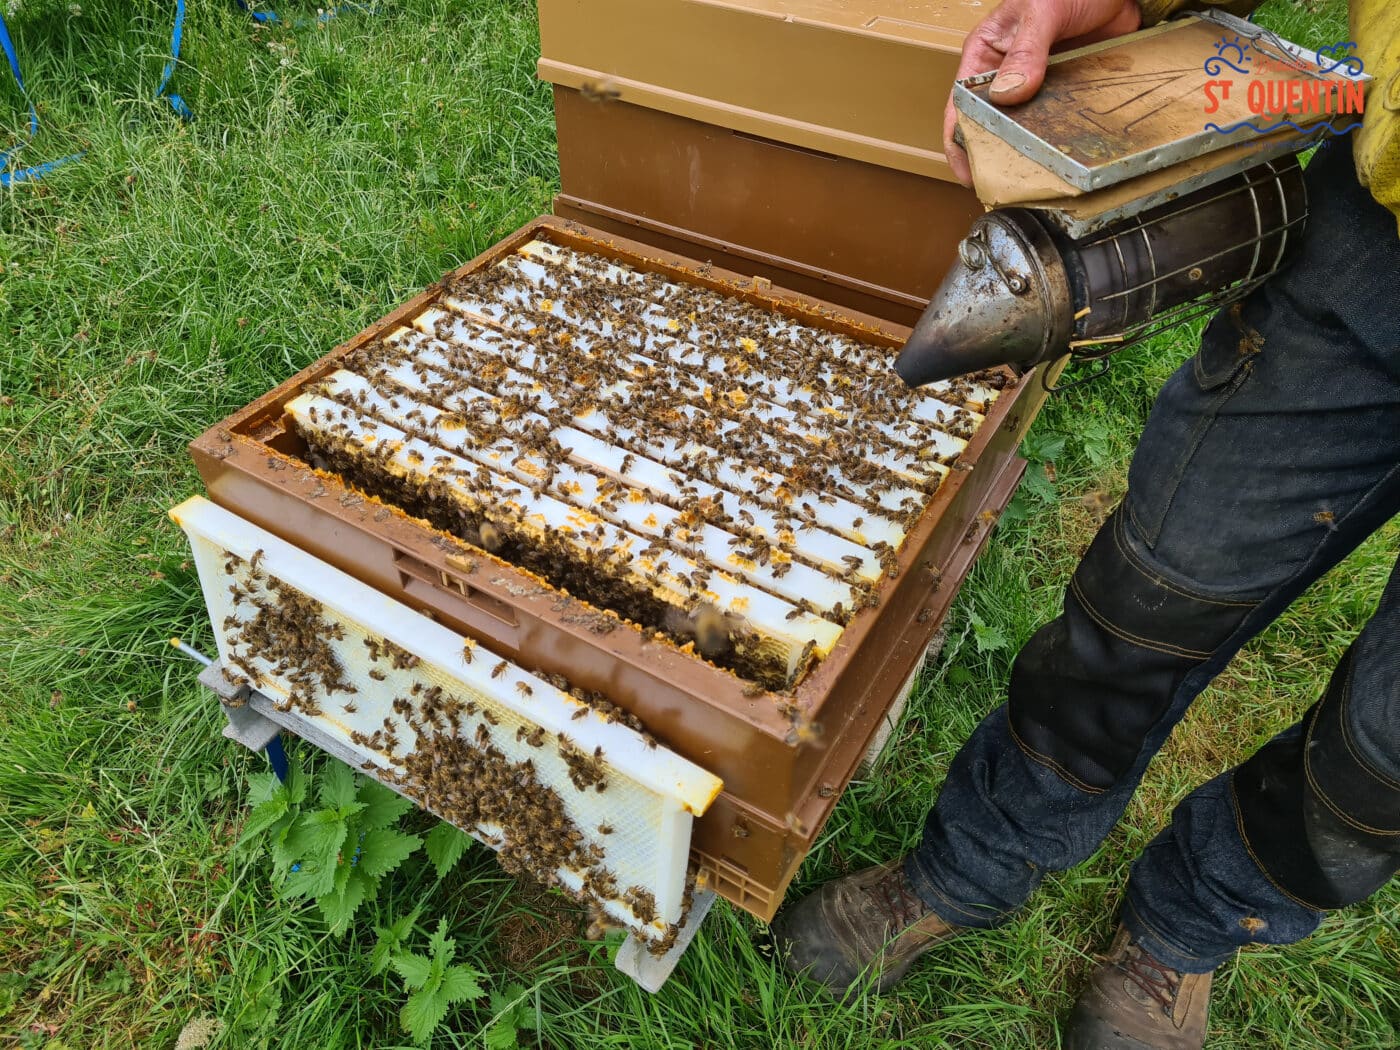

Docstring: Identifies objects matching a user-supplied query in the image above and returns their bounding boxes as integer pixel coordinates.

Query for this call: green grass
[1,0,1395,1047]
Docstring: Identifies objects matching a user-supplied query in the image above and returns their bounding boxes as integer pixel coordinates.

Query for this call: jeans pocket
[1193,303,1264,389]
[1127,306,1261,550]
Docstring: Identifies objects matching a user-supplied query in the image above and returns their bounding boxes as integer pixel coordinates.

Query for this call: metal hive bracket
[198,662,281,752]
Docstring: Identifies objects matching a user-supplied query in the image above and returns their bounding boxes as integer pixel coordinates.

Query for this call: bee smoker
[894,155,1308,387]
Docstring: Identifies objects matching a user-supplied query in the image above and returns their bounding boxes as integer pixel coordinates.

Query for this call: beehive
[182,217,1034,925]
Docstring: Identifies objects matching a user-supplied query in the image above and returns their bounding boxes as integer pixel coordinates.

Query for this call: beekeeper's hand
[944,0,1142,186]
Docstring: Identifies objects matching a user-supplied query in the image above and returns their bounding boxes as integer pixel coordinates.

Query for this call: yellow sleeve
[1350,0,1400,234]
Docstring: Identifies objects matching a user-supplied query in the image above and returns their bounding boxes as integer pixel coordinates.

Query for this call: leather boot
[770,858,964,995]
[1065,926,1214,1049]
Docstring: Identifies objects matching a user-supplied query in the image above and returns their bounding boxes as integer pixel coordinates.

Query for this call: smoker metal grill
[180,217,1035,954]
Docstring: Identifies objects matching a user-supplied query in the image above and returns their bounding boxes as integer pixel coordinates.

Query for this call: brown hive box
[190,217,1036,920]
[538,0,987,326]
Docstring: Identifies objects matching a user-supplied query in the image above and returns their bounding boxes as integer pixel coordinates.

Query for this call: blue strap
[156,0,194,121]
[0,11,84,186]
[265,734,290,783]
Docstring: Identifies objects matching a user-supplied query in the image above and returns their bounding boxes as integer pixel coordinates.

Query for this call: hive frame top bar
[954,11,1369,194]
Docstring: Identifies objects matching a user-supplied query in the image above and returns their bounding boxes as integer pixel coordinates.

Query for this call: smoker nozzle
[895,155,1308,387]
[894,209,1070,387]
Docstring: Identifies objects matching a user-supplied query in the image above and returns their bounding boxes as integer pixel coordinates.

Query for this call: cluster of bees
[290,239,1004,689]
[220,551,354,717]
[556,734,609,793]
[296,409,787,685]
[381,682,688,946]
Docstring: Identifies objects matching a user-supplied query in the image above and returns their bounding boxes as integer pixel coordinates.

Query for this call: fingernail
[989,71,1026,96]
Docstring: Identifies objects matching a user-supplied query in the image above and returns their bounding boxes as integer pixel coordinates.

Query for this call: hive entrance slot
[393,549,521,634]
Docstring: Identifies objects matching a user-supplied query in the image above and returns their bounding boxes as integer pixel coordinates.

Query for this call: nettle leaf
[424,822,471,878]
[1022,430,1067,463]
[391,952,434,991]
[1020,462,1058,503]
[483,1020,519,1050]
[1080,418,1114,467]
[287,811,350,867]
[235,963,282,1033]
[370,909,423,976]
[1000,491,1032,525]
[281,817,350,899]
[319,865,372,935]
[357,778,415,830]
[440,965,486,1004]
[968,611,1010,654]
[283,857,339,901]
[357,827,422,878]
[427,918,455,982]
[237,796,289,850]
[332,839,358,895]
[496,984,536,1027]
[248,762,306,806]
[247,770,285,807]
[318,760,358,812]
[401,983,451,1046]
[485,983,534,1049]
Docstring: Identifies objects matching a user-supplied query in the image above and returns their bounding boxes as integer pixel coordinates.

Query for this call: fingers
[986,10,1059,104]
[944,7,1021,186]
[942,0,1144,186]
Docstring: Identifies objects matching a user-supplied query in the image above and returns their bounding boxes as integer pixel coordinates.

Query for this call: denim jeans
[904,139,1400,974]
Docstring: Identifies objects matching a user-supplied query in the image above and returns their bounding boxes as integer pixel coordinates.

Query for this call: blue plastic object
[0,11,84,186]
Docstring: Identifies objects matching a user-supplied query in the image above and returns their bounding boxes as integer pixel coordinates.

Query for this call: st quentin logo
[1203,32,1365,135]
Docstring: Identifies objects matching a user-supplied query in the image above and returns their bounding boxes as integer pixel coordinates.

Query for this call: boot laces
[1119,946,1182,1014]
[867,866,926,932]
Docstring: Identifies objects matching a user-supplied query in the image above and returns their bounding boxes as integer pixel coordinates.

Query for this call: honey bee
[784,712,824,747]
[692,604,730,660]
[514,682,533,699]
[478,521,504,554]
[491,660,508,680]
